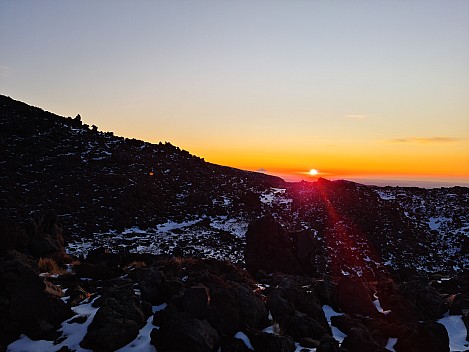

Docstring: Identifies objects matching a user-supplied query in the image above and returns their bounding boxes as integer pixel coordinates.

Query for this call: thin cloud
[344,114,368,120]
[391,137,467,144]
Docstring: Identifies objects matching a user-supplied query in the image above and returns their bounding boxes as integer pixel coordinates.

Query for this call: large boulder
[283,311,329,340]
[151,305,220,352]
[398,281,448,320]
[0,251,72,346]
[80,281,147,351]
[245,215,301,274]
[332,277,377,317]
[183,284,211,319]
[136,267,183,305]
[207,284,269,336]
[26,211,66,260]
[394,321,449,352]
[248,331,295,352]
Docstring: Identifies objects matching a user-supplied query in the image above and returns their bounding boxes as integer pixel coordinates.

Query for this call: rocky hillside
[1,95,468,351]
[1,94,468,275]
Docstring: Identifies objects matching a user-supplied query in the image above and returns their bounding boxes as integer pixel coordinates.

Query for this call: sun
[309,169,319,176]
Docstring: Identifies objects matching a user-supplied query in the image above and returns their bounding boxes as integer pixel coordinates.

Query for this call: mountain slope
[1,94,467,275]
[0,94,284,234]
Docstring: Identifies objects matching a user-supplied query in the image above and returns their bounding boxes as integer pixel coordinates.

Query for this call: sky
[1,0,468,186]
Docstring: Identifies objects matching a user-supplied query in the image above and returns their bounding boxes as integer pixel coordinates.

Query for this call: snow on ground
[234,332,254,350]
[116,304,167,352]
[210,216,249,238]
[7,297,100,352]
[385,337,397,351]
[322,305,346,343]
[428,216,451,231]
[66,216,248,263]
[375,190,396,200]
[7,302,168,352]
[260,188,292,206]
[438,314,469,352]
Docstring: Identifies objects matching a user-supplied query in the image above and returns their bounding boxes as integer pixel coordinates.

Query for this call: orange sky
[1,1,468,186]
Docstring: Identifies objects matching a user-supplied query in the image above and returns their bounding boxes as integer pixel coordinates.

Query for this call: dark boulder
[388,295,418,324]
[449,293,469,315]
[283,310,329,341]
[399,280,448,320]
[137,267,182,305]
[394,321,449,352]
[316,336,342,352]
[220,336,252,352]
[74,262,118,280]
[332,277,377,317]
[341,328,383,352]
[245,215,301,274]
[26,211,66,260]
[0,251,72,346]
[207,284,269,336]
[151,306,220,352]
[182,284,210,318]
[80,282,146,351]
[249,331,295,352]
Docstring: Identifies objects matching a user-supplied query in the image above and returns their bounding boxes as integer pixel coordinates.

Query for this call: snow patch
[438,314,469,352]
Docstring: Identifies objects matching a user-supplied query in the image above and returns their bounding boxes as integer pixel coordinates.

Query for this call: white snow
[7,301,168,352]
[372,294,391,315]
[376,190,396,200]
[428,217,451,231]
[385,337,397,351]
[234,331,254,350]
[115,304,167,352]
[7,297,100,352]
[437,314,469,352]
[322,305,346,343]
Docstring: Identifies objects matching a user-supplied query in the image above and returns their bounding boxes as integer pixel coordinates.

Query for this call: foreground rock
[0,250,72,347]
[80,280,148,351]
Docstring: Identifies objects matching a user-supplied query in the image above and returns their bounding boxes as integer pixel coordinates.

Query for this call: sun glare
[309,169,319,176]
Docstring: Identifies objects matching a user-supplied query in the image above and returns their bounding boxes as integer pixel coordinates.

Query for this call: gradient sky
[1,1,468,185]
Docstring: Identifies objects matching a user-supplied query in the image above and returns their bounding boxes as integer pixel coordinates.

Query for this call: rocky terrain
[1,95,468,351]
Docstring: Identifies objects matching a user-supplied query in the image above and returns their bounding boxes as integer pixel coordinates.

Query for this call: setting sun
[309,169,319,176]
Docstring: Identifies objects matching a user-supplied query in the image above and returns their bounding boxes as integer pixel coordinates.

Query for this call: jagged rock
[283,310,329,340]
[182,284,210,318]
[398,280,448,320]
[300,337,320,348]
[245,215,301,274]
[74,262,118,280]
[448,293,469,315]
[220,336,252,352]
[137,267,183,305]
[316,336,342,352]
[341,328,387,352]
[267,278,330,341]
[332,277,377,317]
[0,251,72,346]
[394,321,449,352]
[80,282,146,351]
[249,331,295,352]
[388,295,418,324]
[151,306,220,352]
[66,285,88,307]
[207,284,269,336]
[27,211,66,260]
[206,288,242,335]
